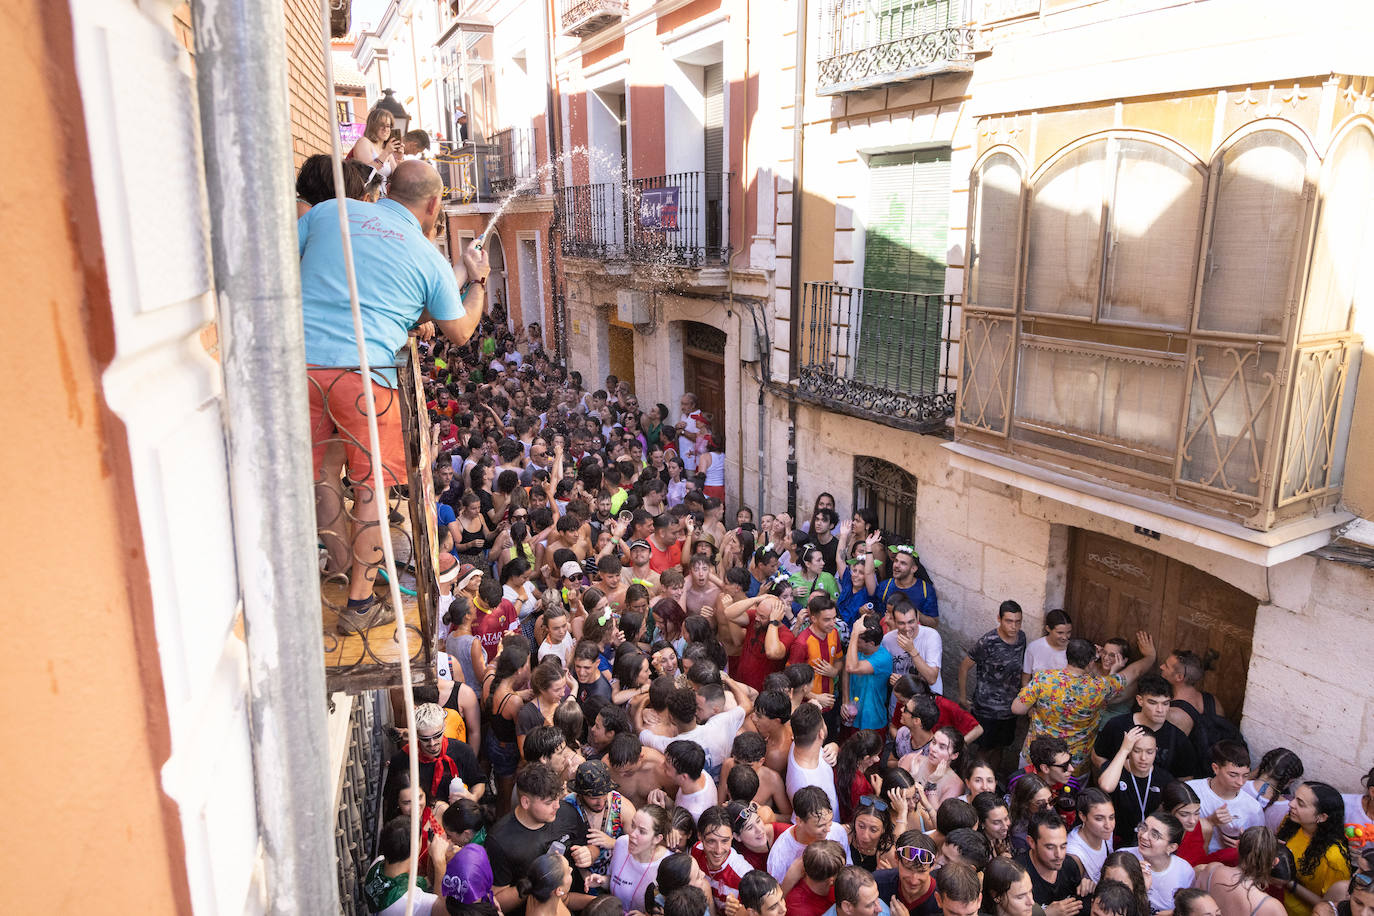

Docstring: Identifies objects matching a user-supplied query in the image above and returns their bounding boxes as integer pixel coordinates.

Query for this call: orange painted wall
[0,1,189,911]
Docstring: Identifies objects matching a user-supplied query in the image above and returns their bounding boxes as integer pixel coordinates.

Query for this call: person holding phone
[349,107,403,179]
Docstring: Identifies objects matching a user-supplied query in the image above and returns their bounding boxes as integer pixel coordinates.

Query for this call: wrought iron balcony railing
[799,282,957,431]
[331,690,390,915]
[817,0,974,96]
[561,0,628,37]
[315,340,440,693]
[437,132,544,206]
[559,170,733,268]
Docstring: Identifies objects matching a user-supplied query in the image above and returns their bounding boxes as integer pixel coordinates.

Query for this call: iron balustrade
[332,691,390,916]
[437,137,541,205]
[489,127,540,196]
[799,282,957,430]
[314,340,441,693]
[559,171,733,268]
[816,0,974,95]
[561,0,628,36]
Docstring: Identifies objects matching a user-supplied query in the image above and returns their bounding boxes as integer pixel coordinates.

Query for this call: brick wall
[283,0,334,167]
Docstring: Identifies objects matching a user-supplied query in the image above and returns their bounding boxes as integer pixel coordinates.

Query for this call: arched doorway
[683,321,726,446]
[484,230,511,332]
[1065,529,1258,720]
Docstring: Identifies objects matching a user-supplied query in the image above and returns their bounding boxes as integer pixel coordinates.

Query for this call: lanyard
[1129,770,1154,823]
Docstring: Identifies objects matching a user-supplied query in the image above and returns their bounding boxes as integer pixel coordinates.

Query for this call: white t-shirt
[1023,636,1067,675]
[882,627,944,696]
[677,774,719,822]
[787,746,840,817]
[1067,825,1113,881]
[679,410,704,471]
[1122,848,1195,911]
[538,633,575,667]
[1187,778,1265,853]
[1242,780,1292,832]
[766,822,851,884]
[639,706,746,782]
[503,582,538,621]
[609,835,666,911]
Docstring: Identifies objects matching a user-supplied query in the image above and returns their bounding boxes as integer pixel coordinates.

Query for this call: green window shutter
[859,148,950,393]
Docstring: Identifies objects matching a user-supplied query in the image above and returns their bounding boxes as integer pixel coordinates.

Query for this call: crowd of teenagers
[288,150,1373,916]
[361,320,1374,916]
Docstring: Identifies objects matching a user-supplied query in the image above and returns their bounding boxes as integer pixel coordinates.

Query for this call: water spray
[460,218,497,298]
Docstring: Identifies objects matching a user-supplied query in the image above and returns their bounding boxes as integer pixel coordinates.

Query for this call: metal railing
[315,340,441,693]
[561,0,628,36]
[332,691,391,916]
[559,170,733,267]
[799,282,957,429]
[437,133,543,205]
[817,0,974,95]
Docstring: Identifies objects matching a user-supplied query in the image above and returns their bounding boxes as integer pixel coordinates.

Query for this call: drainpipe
[545,0,567,361]
[785,0,808,520]
[190,0,338,912]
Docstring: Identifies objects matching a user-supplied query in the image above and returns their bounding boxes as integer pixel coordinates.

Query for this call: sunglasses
[858,795,888,812]
[733,801,760,830]
[1351,872,1373,890]
[896,845,936,867]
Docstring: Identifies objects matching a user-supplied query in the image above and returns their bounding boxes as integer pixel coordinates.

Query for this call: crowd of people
[292,145,1374,916]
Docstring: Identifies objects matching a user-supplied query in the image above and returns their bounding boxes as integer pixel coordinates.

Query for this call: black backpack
[1176,693,1246,762]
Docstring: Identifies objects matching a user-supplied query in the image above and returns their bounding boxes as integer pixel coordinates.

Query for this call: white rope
[315,4,422,914]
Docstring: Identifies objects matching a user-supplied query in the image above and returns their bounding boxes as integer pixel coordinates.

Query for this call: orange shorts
[307,368,409,488]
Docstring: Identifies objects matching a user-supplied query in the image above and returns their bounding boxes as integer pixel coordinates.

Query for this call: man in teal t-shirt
[299,160,489,634]
[844,613,894,731]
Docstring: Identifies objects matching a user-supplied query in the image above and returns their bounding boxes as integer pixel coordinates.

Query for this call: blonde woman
[349,107,402,178]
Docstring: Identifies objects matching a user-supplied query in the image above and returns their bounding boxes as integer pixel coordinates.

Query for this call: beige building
[735,0,1374,784]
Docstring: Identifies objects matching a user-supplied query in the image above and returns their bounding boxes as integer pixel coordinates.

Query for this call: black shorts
[974,715,1019,749]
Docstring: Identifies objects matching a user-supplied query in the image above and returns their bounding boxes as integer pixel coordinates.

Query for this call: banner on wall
[339,121,366,147]
[638,187,680,230]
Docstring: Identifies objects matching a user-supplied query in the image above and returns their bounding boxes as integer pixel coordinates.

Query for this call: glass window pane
[1026,140,1109,319]
[1102,140,1204,329]
[1304,126,1374,337]
[1179,343,1282,498]
[1199,131,1308,337]
[969,153,1022,311]
[1014,341,1184,454]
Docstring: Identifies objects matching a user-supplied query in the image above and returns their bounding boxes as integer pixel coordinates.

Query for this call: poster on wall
[338,121,366,147]
[638,187,680,230]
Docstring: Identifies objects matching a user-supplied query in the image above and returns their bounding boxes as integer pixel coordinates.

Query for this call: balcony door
[1066,529,1256,722]
[860,148,950,390]
[683,322,727,448]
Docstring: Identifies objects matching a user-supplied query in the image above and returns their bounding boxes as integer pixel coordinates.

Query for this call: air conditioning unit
[617,289,650,324]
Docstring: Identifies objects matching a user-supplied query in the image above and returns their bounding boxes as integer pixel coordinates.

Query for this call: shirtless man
[625,539,661,589]
[742,689,796,775]
[605,732,677,808]
[595,554,630,611]
[684,555,723,618]
[713,567,751,662]
[719,731,794,819]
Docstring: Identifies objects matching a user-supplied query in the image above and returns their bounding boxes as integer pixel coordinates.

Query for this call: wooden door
[608,323,635,392]
[1066,529,1257,720]
[684,349,725,439]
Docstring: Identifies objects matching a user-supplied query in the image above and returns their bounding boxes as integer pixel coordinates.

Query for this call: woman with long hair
[1008,774,1052,854]
[787,546,839,610]
[483,644,529,814]
[609,806,672,911]
[1192,826,1287,916]
[980,856,1042,916]
[834,730,884,824]
[1103,850,1154,916]
[1163,778,1210,866]
[962,755,1000,802]
[348,106,401,178]
[973,791,1014,859]
[1277,782,1353,916]
[515,656,569,758]
[848,794,897,871]
[905,725,968,806]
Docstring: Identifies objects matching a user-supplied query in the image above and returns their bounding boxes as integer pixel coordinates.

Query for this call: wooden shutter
[1025,139,1108,319]
[703,64,724,175]
[969,152,1023,311]
[860,148,951,391]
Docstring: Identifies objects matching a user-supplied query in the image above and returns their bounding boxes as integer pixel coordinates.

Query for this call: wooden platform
[321,578,426,669]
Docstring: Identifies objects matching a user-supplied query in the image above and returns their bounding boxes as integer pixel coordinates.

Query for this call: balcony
[437,130,542,208]
[798,282,957,432]
[559,170,733,268]
[561,0,628,37]
[315,341,441,693]
[817,0,974,96]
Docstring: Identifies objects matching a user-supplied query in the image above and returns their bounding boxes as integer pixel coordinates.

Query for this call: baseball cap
[560,560,584,579]
[629,539,652,551]
[572,760,615,796]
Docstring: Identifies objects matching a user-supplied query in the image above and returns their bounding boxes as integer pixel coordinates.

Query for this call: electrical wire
[316,3,422,914]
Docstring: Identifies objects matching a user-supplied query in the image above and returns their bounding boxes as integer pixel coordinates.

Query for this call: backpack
[1176,693,1247,762]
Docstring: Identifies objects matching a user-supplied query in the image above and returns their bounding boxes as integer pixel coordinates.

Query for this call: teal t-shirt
[299,198,462,383]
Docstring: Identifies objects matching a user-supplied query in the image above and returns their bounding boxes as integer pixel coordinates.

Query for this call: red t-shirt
[736,606,793,691]
[473,599,518,664]
[788,627,840,695]
[785,880,834,916]
[935,696,980,735]
[740,822,793,871]
[648,537,683,574]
